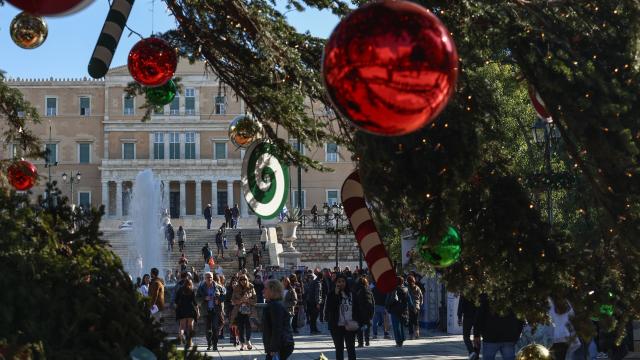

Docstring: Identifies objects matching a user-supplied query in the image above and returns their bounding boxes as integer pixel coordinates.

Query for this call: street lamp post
[531,117,560,226]
[325,203,349,269]
[61,171,82,206]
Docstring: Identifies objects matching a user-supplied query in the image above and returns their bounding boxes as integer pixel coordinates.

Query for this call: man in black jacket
[204,204,212,229]
[305,273,323,334]
[473,294,524,360]
[458,295,480,359]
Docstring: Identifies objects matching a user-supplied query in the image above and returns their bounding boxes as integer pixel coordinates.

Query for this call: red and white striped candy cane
[341,170,397,293]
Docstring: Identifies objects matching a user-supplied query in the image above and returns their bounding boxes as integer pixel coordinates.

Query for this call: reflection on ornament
[417,226,461,268]
[8,160,38,191]
[128,37,178,87]
[7,0,93,16]
[516,344,551,360]
[146,79,177,106]
[10,12,48,49]
[229,115,264,148]
[323,0,458,136]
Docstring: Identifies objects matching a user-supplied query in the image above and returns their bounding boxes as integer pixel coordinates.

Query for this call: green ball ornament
[417,226,461,268]
[145,79,177,106]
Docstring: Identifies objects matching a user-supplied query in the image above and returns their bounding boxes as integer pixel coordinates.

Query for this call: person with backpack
[165,222,175,252]
[406,275,424,340]
[202,243,213,264]
[386,276,409,347]
[355,276,375,347]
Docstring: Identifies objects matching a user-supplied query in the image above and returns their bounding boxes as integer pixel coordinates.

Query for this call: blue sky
[1,1,339,78]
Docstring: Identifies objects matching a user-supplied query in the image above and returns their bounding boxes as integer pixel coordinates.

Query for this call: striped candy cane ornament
[88,0,135,79]
[342,171,397,293]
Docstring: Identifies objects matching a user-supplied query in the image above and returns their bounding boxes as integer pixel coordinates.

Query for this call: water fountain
[123,169,165,277]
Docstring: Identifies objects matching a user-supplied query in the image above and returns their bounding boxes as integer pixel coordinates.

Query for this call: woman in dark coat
[174,279,198,346]
[326,274,363,360]
[355,276,375,347]
[263,279,295,360]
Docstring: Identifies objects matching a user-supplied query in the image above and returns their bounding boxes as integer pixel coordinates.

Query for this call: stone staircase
[102,227,266,278]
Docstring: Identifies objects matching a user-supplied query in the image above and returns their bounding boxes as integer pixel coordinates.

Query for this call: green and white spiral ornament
[241,141,290,219]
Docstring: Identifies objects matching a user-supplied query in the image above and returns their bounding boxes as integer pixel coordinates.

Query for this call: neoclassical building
[2,62,355,221]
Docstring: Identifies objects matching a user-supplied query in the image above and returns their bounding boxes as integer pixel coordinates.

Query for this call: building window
[289,138,305,155]
[10,144,22,159]
[185,132,196,159]
[327,190,339,206]
[214,142,227,160]
[215,96,226,115]
[170,93,180,115]
[169,132,180,159]
[79,96,91,116]
[292,190,306,209]
[45,143,58,164]
[326,143,338,162]
[78,143,91,164]
[124,95,135,115]
[185,88,196,115]
[45,97,57,117]
[78,191,91,210]
[153,133,165,160]
[122,143,135,160]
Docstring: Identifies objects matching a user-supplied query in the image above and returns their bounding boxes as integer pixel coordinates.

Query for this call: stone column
[195,180,202,216]
[211,180,218,216]
[226,180,234,208]
[101,180,109,216]
[115,181,123,218]
[179,181,186,218]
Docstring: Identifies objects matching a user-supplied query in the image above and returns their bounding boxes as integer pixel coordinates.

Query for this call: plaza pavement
[186,324,468,360]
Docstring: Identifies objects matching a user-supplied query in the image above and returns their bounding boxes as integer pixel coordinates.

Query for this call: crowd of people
[137,262,435,360]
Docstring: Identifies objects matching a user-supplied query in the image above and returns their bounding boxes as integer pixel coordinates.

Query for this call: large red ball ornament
[323,0,458,136]
[6,0,93,16]
[128,38,178,87]
[7,160,38,191]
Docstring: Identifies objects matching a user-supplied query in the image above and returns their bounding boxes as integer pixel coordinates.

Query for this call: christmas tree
[1,0,639,350]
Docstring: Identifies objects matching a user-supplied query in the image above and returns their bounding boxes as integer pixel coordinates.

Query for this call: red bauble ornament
[128,38,178,87]
[7,160,38,191]
[323,0,458,136]
[7,0,93,16]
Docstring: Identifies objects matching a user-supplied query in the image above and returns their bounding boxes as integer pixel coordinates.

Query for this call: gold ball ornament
[516,344,551,360]
[10,12,48,49]
[229,115,263,148]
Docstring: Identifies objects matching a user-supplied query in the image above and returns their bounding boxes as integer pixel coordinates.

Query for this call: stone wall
[287,227,361,268]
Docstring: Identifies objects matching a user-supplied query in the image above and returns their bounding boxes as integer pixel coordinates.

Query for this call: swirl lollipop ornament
[241,141,290,219]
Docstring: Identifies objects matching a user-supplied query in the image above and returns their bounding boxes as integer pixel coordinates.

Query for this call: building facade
[2,62,354,220]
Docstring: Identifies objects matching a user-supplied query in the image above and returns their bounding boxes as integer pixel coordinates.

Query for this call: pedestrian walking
[250,244,262,269]
[355,276,375,347]
[148,267,165,322]
[407,275,423,340]
[204,204,213,230]
[176,225,187,252]
[224,206,232,228]
[215,229,225,259]
[548,296,579,360]
[254,274,265,304]
[289,274,304,334]
[458,294,480,359]
[263,279,295,360]
[372,281,391,340]
[473,294,524,360]
[311,204,318,223]
[283,277,298,328]
[237,243,247,270]
[326,274,361,360]
[174,278,198,346]
[232,204,240,229]
[178,253,188,272]
[305,272,323,334]
[202,243,213,264]
[386,276,409,347]
[165,222,175,252]
[235,231,243,248]
[197,272,225,351]
[231,274,257,351]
